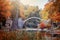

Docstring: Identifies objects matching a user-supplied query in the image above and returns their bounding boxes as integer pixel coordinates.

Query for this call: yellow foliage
[41,9,49,20]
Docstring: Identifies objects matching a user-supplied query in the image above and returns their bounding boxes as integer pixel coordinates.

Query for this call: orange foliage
[0,0,12,19]
[44,0,60,22]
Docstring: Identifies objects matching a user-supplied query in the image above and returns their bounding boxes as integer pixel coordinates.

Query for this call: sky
[20,0,48,9]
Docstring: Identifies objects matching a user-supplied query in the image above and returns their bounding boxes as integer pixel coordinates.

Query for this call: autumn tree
[11,0,21,29]
[42,0,60,22]
[0,0,11,27]
[40,1,54,20]
[48,0,60,22]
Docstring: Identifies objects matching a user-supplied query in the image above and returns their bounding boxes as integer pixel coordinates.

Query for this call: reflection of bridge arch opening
[23,17,41,28]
